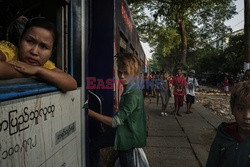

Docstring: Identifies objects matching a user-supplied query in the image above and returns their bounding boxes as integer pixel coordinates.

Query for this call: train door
[87,0,114,137]
[86,0,146,166]
[0,0,86,166]
[87,0,145,136]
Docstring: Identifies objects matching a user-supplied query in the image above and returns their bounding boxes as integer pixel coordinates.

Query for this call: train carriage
[88,0,146,136]
[0,0,86,166]
[87,1,146,165]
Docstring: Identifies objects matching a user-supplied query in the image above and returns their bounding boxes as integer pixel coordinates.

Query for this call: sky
[141,0,245,60]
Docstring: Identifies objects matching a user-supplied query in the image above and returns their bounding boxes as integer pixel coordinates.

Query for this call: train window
[56,0,70,72]
[130,44,135,53]
[134,51,138,56]
[119,31,128,52]
[0,0,72,101]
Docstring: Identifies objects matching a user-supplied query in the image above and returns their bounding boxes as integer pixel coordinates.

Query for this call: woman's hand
[7,60,77,92]
[8,60,40,76]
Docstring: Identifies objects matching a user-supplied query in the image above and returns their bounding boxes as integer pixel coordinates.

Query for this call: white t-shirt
[186,77,199,96]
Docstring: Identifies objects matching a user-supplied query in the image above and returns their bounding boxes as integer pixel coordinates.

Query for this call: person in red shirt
[172,68,187,116]
[224,76,229,96]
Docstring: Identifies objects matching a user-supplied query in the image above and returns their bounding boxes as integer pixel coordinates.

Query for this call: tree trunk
[245,0,250,63]
[178,19,187,65]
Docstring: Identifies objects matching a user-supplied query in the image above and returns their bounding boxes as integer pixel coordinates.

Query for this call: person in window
[206,81,250,167]
[88,52,147,167]
[0,17,77,92]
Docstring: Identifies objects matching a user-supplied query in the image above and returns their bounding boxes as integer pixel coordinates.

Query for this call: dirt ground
[196,86,234,122]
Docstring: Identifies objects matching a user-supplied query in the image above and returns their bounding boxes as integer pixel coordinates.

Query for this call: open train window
[0,0,72,101]
[119,31,128,52]
[130,44,135,53]
[134,51,138,56]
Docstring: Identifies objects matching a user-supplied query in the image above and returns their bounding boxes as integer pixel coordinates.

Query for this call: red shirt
[173,75,187,96]
[224,79,229,87]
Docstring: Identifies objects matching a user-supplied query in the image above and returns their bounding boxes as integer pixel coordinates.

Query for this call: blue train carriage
[0,0,87,166]
[88,0,146,139]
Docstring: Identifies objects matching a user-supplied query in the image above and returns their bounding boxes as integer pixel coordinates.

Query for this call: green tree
[191,33,244,76]
[222,33,245,76]
[195,45,224,74]
[151,27,181,71]
[128,0,237,66]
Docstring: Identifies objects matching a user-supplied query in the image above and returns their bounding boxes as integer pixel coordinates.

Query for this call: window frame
[0,0,73,102]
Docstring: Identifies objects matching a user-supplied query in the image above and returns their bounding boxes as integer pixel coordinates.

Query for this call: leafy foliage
[192,33,244,76]
[222,33,245,76]
[128,0,237,70]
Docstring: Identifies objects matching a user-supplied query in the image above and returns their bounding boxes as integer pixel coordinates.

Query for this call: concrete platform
[143,96,223,167]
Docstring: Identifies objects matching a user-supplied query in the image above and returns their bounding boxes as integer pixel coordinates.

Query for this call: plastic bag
[114,148,150,167]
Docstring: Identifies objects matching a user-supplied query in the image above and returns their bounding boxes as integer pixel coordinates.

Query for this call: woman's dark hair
[20,17,58,49]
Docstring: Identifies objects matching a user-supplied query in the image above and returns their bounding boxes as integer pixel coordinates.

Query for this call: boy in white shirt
[186,69,199,114]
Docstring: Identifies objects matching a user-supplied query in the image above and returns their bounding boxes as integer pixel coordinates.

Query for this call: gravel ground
[196,86,234,122]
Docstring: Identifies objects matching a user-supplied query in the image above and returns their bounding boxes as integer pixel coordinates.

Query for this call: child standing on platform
[185,69,199,114]
[88,52,147,167]
[206,81,250,167]
[172,68,187,116]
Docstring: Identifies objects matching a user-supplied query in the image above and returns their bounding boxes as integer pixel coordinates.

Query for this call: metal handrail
[88,90,102,115]
[88,90,105,132]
